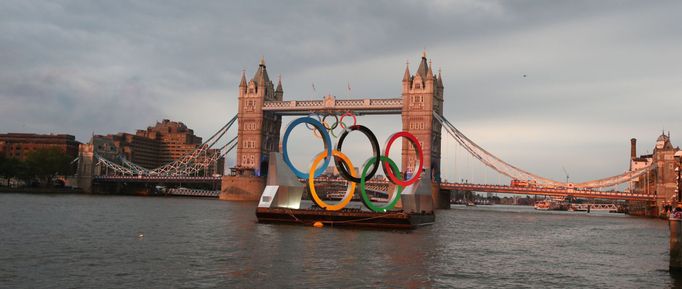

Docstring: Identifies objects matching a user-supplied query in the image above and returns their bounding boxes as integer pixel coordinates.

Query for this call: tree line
[0,147,74,187]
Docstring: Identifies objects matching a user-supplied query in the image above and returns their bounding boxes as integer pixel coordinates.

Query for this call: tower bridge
[75,53,681,217]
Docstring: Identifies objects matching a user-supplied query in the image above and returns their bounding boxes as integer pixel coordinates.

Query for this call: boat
[534,200,552,210]
[466,201,476,207]
[569,203,619,213]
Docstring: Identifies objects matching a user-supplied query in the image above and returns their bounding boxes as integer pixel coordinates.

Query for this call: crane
[562,166,570,184]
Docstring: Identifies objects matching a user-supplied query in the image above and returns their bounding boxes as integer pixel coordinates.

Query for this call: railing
[262,97,402,112]
[94,175,221,183]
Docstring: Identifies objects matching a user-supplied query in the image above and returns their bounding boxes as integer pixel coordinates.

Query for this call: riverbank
[0,187,84,194]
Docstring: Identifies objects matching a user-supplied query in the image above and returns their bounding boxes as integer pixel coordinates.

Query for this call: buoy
[313,221,324,228]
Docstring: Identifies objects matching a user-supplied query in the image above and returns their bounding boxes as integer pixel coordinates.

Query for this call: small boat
[466,201,476,207]
[534,200,551,210]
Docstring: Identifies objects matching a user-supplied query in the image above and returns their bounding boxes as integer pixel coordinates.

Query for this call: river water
[0,193,677,288]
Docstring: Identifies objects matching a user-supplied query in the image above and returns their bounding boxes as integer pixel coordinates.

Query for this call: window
[409,121,425,130]
[242,154,256,166]
[244,140,256,149]
[245,100,256,111]
[244,122,257,131]
[409,95,424,108]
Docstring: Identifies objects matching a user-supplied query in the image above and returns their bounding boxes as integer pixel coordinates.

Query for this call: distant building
[98,133,160,169]
[94,119,223,174]
[0,133,80,161]
[629,133,681,211]
[136,119,203,165]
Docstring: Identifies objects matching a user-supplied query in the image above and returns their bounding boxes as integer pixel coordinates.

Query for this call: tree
[24,147,72,186]
[0,156,26,187]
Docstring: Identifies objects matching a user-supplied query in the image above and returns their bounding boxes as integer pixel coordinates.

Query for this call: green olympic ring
[360,155,403,212]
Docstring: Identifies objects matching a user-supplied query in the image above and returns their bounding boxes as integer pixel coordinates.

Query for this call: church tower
[401,52,444,182]
[236,57,283,176]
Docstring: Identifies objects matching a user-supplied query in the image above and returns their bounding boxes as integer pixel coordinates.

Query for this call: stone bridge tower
[235,58,283,176]
[653,133,678,209]
[401,52,444,183]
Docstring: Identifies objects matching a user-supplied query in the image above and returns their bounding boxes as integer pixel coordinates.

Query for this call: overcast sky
[1,0,681,184]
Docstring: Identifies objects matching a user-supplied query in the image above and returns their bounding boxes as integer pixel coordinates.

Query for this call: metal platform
[256,207,435,229]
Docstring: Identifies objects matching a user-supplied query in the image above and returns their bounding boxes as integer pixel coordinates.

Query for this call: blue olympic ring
[282,117,333,179]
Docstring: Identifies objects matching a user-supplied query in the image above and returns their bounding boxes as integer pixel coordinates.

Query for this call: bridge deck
[94,176,221,184]
[441,182,655,201]
[262,97,403,115]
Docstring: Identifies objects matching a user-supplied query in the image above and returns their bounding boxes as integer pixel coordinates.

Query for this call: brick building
[136,119,203,165]
[0,133,80,160]
[630,133,682,212]
[95,120,223,174]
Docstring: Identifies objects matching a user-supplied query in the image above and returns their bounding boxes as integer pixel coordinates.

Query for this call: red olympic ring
[383,131,423,187]
[339,112,357,130]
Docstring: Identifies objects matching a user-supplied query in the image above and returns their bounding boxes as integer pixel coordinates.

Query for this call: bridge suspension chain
[94,152,136,176]
[119,155,150,175]
[434,112,652,189]
[150,114,237,176]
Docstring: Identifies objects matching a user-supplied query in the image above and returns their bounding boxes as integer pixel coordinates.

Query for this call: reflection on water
[0,194,673,288]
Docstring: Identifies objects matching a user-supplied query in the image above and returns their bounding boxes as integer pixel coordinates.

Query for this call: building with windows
[95,120,224,175]
[0,133,80,161]
[629,133,682,213]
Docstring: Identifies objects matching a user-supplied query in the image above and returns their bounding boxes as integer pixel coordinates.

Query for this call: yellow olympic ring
[308,150,356,211]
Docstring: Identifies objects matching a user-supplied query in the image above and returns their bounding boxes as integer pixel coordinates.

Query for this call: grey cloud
[1,0,681,182]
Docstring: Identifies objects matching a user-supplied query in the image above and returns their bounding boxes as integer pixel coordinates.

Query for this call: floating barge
[255,153,437,230]
[256,207,435,229]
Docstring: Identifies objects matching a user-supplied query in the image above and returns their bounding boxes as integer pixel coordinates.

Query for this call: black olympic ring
[322,114,339,130]
[334,124,381,183]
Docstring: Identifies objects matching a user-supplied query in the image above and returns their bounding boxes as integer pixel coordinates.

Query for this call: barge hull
[256,207,435,229]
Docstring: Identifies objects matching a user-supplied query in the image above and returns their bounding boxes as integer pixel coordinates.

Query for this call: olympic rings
[322,114,339,130]
[304,113,322,131]
[306,112,357,136]
[383,131,424,187]
[360,156,403,212]
[335,125,380,183]
[282,117,332,179]
[281,116,424,212]
[308,150,356,211]
[312,114,340,139]
[339,112,357,130]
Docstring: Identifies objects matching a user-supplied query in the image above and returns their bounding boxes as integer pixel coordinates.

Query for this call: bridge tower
[401,52,447,208]
[401,52,444,180]
[75,143,95,193]
[653,133,678,210]
[235,57,283,176]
